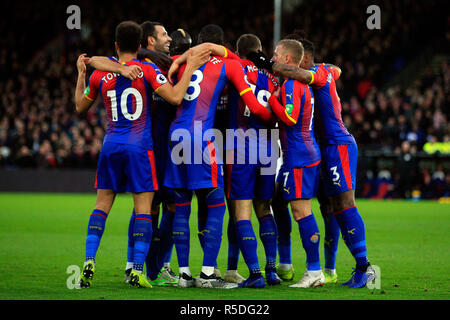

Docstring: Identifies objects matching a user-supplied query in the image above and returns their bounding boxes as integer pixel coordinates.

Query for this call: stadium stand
[0,0,448,199]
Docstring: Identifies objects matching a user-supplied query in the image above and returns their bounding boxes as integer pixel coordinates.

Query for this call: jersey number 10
[106,88,143,121]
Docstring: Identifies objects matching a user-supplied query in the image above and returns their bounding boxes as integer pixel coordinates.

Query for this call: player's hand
[272,86,281,99]
[247,50,274,72]
[76,53,90,74]
[119,65,142,81]
[186,48,211,70]
[167,60,181,85]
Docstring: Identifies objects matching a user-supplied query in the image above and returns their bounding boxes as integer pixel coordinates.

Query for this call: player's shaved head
[115,21,142,53]
[198,24,224,45]
[236,34,262,59]
[277,39,304,65]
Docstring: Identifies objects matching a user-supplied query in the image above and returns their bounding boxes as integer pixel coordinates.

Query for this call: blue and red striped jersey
[270,79,320,168]
[226,52,279,131]
[308,63,355,145]
[85,59,167,150]
[169,55,269,136]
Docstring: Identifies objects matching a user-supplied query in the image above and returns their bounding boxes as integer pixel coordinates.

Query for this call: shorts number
[283,172,289,187]
[107,88,143,121]
[184,70,203,101]
[330,166,340,182]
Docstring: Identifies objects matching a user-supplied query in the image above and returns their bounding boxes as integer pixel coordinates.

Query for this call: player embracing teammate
[268,34,377,288]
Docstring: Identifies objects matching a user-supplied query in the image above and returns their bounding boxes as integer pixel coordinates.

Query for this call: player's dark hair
[170,28,192,56]
[278,39,304,65]
[236,34,262,59]
[115,21,142,53]
[284,29,315,58]
[140,21,163,48]
[197,24,224,45]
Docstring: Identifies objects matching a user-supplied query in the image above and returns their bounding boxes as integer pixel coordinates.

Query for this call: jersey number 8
[184,70,204,101]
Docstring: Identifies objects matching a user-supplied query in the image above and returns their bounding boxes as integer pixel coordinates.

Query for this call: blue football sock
[227,217,240,270]
[258,214,278,270]
[173,190,192,268]
[273,205,292,264]
[126,209,136,264]
[202,187,226,268]
[197,195,208,252]
[158,206,175,268]
[236,219,261,275]
[146,227,161,280]
[322,210,340,270]
[334,206,369,266]
[133,214,153,272]
[85,209,108,262]
[297,213,321,271]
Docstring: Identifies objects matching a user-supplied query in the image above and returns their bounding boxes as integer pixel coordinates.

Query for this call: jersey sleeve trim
[308,70,315,85]
[239,87,252,96]
[221,46,228,58]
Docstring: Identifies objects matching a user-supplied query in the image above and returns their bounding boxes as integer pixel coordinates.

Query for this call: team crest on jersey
[156,73,168,84]
[285,103,293,115]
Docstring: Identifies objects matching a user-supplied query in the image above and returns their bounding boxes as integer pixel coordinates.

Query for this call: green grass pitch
[0,192,448,300]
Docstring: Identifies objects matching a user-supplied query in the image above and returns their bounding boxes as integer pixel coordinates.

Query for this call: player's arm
[86,56,142,80]
[167,43,226,83]
[75,54,96,114]
[154,48,211,105]
[272,63,313,85]
[324,63,342,80]
[137,48,173,71]
[268,82,301,126]
[226,60,274,122]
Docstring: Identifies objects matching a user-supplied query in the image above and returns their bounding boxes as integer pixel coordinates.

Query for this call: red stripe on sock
[176,202,191,207]
[135,217,152,223]
[207,202,225,208]
[91,212,107,220]
[333,206,356,215]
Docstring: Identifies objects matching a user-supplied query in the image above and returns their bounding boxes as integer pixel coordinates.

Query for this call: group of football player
[75,19,376,290]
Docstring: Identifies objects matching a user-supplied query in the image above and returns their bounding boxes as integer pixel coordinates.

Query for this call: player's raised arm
[167,42,228,83]
[325,63,342,80]
[75,54,96,114]
[86,56,142,81]
[156,48,211,105]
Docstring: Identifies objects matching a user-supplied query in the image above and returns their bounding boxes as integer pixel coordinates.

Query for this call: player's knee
[204,187,225,206]
[331,191,355,212]
[254,198,271,218]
